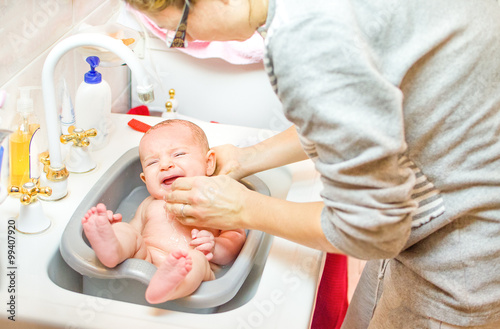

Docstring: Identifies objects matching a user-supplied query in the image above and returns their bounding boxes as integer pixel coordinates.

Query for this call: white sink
[0,114,323,329]
[50,147,275,313]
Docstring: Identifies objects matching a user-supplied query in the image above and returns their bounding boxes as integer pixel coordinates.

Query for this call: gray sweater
[259,0,500,326]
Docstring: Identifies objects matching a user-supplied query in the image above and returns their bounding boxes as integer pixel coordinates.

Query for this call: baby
[81,119,246,304]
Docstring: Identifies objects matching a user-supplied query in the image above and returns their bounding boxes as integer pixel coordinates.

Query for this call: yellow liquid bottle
[9,123,40,187]
[9,86,41,188]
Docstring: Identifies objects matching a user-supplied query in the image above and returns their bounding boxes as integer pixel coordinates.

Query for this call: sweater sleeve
[268,10,417,259]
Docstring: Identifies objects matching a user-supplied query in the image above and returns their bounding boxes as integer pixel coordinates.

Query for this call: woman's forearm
[241,190,344,254]
[241,125,309,176]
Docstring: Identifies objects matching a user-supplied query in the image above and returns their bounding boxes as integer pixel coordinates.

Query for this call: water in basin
[48,147,274,314]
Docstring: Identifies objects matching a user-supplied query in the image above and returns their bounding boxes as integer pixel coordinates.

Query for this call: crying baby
[82,119,246,304]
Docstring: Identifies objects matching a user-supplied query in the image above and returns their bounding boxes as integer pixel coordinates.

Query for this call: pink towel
[129,7,265,65]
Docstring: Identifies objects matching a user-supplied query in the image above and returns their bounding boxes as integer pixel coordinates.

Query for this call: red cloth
[127,118,151,133]
[311,253,349,329]
[127,105,150,116]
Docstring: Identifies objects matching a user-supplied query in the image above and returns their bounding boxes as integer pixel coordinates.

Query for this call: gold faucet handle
[9,178,52,205]
[38,151,69,181]
[39,151,51,174]
[169,88,176,99]
[60,128,97,147]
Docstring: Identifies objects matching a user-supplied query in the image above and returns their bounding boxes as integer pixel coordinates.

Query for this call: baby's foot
[146,250,193,304]
[81,203,122,268]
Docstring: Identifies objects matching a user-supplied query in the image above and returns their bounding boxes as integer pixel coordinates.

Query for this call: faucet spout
[41,33,154,199]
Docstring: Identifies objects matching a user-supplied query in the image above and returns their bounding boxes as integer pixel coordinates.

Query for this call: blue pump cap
[84,56,102,84]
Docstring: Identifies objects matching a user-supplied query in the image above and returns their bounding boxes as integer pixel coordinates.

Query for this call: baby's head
[139,119,215,199]
[124,0,187,12]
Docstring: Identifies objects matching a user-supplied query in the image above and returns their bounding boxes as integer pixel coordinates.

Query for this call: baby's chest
[142,204,193,248]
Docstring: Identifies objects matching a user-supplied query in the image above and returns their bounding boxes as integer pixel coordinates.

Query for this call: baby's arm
[190,229,246,265]
[211,229,246,266]
[190,229,215,261]
[128,197,152,232]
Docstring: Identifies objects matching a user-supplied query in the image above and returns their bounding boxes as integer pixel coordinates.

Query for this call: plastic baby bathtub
[59,147,273,313]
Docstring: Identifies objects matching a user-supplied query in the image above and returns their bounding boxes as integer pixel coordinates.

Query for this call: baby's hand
[190,229,215,261]
[106,209,122,224]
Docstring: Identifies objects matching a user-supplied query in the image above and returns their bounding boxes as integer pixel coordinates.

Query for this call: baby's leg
[145,249,214,304]
[82,204,146,268]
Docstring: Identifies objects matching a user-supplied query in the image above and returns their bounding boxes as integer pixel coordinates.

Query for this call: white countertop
[0,114,324,329]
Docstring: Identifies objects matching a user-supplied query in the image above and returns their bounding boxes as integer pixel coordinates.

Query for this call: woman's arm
[212,125,309,180]
[165,175,344,254]
[240,192,342,253]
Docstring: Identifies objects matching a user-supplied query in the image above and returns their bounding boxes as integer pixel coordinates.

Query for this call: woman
[125,0,500,327]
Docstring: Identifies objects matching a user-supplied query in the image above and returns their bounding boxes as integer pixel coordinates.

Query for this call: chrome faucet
[41,33,154,200]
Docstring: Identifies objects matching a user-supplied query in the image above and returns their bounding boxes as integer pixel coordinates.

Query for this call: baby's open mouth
[161,176,181,187]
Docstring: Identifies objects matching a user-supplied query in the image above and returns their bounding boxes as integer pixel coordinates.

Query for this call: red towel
[127,105,150,116]
[311,253,349,329]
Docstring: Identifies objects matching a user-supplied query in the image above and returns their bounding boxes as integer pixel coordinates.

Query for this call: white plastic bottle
[74,56,111,150]
[59,79,75,135]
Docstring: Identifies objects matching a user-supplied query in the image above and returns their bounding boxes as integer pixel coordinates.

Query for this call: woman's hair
[123,0,190,12]
[146,119,210,151]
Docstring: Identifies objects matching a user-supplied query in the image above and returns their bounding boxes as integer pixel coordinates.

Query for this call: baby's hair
[145,119,210,151]
[123,0,190,12]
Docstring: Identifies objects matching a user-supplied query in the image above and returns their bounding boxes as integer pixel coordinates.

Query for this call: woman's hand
[190,229,215,261]
[211,144,250,180]
[164,175,251,230]
[212,126,308,180]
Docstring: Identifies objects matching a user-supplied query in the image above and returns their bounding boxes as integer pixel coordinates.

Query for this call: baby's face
[139,125,210,199]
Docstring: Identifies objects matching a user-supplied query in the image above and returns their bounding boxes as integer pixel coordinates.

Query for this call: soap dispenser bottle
[9,87,41,187]
[74,56,111,150]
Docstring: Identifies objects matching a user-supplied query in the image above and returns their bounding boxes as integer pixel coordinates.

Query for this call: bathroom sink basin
[48,146,274,313]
